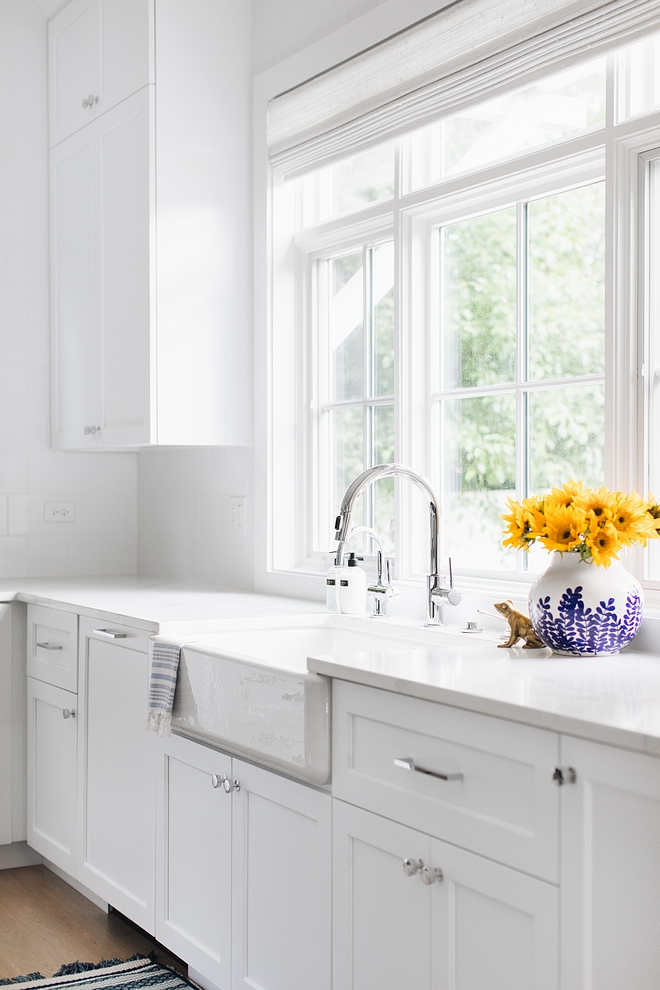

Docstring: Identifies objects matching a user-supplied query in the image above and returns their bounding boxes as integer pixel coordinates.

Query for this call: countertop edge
[307,656,660,758]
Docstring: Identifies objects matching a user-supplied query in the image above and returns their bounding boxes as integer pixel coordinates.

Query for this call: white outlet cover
[230,496,247,536]
[44,501,76,523]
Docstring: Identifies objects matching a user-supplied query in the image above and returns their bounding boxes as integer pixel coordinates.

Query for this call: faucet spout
[333,464,458,625]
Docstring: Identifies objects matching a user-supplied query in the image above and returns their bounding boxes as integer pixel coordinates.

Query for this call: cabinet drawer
[27,605,78,692]
[333,681,560,882]
[81,618,152,654]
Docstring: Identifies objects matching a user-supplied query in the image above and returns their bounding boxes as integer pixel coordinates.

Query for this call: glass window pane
[300,141,395,227]
[372,242,394,397]
[408,58,605,191]
[441,394,517,571]
[528,384,604,494]
[528,183,605,382]
[374,404,395,554]
[442,208,516,390]
[331,252,363,400]
[618,32,660,120]
[331,405,364,522]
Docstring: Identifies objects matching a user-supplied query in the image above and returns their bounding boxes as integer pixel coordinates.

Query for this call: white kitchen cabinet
[77,617,155,931]
[333,680,560,882]
[26,677,77,873]
[156,733,232,990]
[48,0,152,148]
[333,800,558,990]
[1,603,28,853]
[560,735,660,990]
[51,88,151,449]
[27,604,78,692]
[156,735,332,990]
[49,0,253,450]
[232,759,332,990]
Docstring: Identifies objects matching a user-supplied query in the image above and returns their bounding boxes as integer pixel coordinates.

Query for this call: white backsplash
[0,1,138,579]
[138,447,254,589]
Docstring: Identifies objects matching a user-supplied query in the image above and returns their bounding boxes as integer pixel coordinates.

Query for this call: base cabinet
[232,759,332,990]
[77,618,155,932]
[333,800,558,990]
[156,735,232,990]
[155,735,332,990]
[26,677,77,873]
[560,736,660,990]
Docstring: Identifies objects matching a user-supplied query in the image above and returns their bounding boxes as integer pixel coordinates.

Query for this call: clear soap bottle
[325,558,341,613]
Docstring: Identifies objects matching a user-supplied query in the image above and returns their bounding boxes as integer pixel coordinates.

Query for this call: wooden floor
[0,865,186,982]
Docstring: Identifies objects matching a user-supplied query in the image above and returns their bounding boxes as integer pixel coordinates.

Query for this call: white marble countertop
[308,639,660,757]
[0,576,320,632]
[2,575,660,757]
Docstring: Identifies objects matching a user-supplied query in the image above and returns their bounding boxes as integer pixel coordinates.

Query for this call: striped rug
[0,957,193,990]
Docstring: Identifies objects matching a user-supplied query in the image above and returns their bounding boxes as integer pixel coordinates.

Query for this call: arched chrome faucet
[333,464,461,626]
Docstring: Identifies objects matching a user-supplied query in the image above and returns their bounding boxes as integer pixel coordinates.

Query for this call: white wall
[138,447,254,588]
[252,0,389,74]
[0,0,138,578]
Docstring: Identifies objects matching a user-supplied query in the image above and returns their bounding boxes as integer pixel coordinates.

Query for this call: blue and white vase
[528,551,643,657]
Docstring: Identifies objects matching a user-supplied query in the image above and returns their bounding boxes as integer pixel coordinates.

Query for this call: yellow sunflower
[586,523,620,566]
[611,491,652,545]
[502,497,528,550]
[646,495,660,536]
[545,479,585,512]
[502,495,548,549]
[539,503,587,552]
[576,486,616,527]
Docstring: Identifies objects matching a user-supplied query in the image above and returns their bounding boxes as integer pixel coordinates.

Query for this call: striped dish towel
[147,639,182,736]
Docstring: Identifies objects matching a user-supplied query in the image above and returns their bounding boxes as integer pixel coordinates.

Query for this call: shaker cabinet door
[333,800,433,990]
[232,759,332,990]
[156,734,232,990]
[49,0,152,147]
[50,88,152,450]
[27,677,78,873]
[560,736,660,990]
[77,619,155,932]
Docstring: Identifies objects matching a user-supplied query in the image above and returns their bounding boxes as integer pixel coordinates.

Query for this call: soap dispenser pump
[338,552,367,615]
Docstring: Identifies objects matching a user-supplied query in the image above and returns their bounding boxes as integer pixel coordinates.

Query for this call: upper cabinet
[49,0,152,148]
[49,0,253,449]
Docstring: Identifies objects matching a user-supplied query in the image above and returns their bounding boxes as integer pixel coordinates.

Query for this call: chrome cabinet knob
[553,766,577,785]
[403,857,424,877]
[421,866,444,885]
[211,773,240,793]
[84,425,101,435]
[62,708,75,719]
[82,94,98,108]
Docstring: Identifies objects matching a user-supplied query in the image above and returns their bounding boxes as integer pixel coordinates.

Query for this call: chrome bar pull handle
[92,629,127,639]
[36,642,62,651]
[403,857,424,877]
[421,866,444,885]
[394,757,463,782]
[553,766,577,786]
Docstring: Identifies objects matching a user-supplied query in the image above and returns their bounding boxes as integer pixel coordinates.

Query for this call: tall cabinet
[49,0,253,449]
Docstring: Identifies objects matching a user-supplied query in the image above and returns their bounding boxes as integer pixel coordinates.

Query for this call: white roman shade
[268,0,660,176]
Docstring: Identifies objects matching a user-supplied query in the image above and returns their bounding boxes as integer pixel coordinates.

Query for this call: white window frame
[254,29,660,613]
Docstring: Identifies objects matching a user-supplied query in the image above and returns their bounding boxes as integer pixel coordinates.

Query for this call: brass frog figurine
[494,601,546,649]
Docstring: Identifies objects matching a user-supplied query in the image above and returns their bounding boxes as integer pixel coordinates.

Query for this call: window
[268,24,660,600]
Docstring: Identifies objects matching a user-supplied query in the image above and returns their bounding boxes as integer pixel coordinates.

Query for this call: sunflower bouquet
[502,481,660,567]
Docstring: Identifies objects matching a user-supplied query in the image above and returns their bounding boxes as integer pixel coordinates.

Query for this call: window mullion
[516,201,529,572]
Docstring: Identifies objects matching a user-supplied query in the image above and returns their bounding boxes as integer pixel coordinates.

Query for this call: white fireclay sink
[171,614,469,784]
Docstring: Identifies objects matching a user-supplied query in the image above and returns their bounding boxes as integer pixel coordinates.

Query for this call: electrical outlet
[230,496,247,536]
[44,501,76,523]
